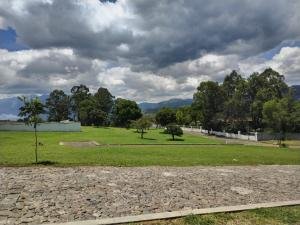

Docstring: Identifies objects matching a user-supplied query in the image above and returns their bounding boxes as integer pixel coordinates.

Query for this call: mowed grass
[263,140,300,147]
[0,127,299,166]
[133,206,300,225]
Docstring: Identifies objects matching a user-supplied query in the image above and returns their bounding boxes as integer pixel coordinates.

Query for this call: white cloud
[0,48,107,96]
[0,0,300,101]
[238,47,300,84]
[1,46,299,102]
[0,113,19,120]
[1,0,300,69]
[0,16,6,28]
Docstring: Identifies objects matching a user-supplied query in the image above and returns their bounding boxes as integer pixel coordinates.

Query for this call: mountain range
[139,98,193,113]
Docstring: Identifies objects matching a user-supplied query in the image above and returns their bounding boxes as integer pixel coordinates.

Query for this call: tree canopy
[112,98,142,127]
[46,90,70,122]
[155,107,176,127]
[192,81,224,131]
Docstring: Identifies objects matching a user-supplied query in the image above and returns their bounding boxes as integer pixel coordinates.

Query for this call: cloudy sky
[0,0,300,102]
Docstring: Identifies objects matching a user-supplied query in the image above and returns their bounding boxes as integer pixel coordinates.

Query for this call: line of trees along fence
[155,68,300,143]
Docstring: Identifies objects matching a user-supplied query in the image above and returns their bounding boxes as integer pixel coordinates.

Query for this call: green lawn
[263,140,300,147]
[132,206,300,225]
[0,127,299,166]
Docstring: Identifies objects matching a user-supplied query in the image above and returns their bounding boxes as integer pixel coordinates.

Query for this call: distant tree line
[154,68,300,139]
[44,85,142,127]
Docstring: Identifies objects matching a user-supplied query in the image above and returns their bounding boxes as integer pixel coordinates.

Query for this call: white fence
[0,121,81,132]
[182,127,300,141]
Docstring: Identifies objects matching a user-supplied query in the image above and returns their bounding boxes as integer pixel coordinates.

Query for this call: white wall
[182,127,258,141]
[0,122,81,132]
[182,127,300,141]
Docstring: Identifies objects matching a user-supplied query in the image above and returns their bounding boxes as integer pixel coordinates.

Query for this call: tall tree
[112,98,142,127]
[222,70,244,98]
[176,106,192,125]
[94,87,114,113]
[290,101,300,132]
[192,81,224,131]
[248,68,289,129]
[78,98,95,126]
[262,97,292,144]
[46,89,70,122]
[222,72,251,132]
[70,85,90,121]
[93,87,114,126]
[18,96,45,164]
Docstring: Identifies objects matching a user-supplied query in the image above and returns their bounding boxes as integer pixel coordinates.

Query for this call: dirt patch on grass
[59,141,100,147]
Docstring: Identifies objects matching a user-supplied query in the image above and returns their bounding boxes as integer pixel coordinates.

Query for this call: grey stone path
[0,165,299,225]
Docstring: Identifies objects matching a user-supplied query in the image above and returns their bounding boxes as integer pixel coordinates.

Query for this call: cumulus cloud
[1,0,300,69]
[2,46,299,102]
[0,0,300,101]
[0,48,107,95]
[239,47,300,84]
[97,67,197,102]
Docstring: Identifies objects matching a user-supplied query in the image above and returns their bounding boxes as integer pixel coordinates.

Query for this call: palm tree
[18,96,45,164]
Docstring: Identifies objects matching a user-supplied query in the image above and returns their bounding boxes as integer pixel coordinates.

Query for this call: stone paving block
[0,165,299,225]
[0,194,20,211]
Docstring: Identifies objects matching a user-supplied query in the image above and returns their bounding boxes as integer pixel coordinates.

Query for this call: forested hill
[139,98,193,113]
[0,95,48,120]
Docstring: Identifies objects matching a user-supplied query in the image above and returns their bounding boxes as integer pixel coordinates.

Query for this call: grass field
[0,127,299,166]
[263,140,300,147]
[133,206,300,225]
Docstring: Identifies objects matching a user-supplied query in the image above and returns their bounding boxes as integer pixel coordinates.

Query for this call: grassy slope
[0,127,299,166]
[133,206,300,225]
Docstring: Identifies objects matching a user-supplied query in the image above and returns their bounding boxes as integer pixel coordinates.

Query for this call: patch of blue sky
[260,40,300,60]
[0,27,28,51]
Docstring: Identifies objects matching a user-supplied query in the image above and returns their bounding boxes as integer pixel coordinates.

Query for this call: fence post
[255,132,258,141]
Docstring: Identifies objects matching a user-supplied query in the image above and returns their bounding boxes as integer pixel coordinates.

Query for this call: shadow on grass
[167,138,185,141]
[93,126,110,129]
[34,160,57,165]
[133,130,142,133]
[141,137,157,140]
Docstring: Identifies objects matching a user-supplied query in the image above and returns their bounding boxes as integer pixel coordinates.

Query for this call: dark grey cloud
[0,0,300,101]
[0,49,105,96]
[1,0,300,70]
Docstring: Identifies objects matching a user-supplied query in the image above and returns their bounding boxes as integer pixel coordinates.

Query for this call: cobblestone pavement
[0,165,299,225]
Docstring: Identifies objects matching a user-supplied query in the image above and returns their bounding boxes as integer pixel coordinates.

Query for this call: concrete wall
[182,127,300,141]
[0,121,81,132]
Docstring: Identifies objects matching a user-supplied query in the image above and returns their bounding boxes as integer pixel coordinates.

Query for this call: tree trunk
[141,129,144,139]
[172,134,174,141]
[34,125,38,164]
